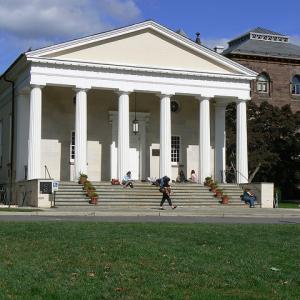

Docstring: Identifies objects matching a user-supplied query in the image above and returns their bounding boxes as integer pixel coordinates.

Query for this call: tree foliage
[226,101,300,199]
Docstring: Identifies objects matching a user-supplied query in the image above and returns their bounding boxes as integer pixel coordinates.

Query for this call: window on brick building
[256,73,270,94]
[291,75,300,95]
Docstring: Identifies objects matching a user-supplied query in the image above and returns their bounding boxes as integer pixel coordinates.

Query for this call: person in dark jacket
[241,188,257,208]
[159,176,177,210]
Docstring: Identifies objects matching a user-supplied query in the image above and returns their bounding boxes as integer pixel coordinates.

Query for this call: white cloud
[0,0,142,73]
[101,0,141,22]
[202,38,229,51]
[0,0,141,45]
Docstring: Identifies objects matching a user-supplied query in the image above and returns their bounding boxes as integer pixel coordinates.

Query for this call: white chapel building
[0,21,257,189]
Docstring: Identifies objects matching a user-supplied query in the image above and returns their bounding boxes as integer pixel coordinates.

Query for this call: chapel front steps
[54,181,247,208]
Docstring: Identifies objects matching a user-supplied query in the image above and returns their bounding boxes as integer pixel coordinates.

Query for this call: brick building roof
[223,27,300,60]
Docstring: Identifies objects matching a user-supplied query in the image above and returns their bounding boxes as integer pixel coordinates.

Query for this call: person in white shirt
[189,170,198,183]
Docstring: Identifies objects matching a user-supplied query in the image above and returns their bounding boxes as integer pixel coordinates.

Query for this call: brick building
[223,27,300,112]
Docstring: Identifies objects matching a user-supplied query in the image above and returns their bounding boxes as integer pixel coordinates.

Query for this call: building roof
[223,27,300,60]
[247,27,285,36]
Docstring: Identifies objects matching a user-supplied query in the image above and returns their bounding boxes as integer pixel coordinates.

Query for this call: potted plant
[210,183,218,193]
[85,183,96,197]
[221,194,229,204]
[215,188,223,198]
[204,176,213,186]
[89,192,98,205]
[83,180,91,190]
[79,173,88,184]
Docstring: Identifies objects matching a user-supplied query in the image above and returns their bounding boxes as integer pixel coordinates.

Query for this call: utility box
[16,179,55,208]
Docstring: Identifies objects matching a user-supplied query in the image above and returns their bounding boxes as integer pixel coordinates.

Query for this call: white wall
[48,30,238,75]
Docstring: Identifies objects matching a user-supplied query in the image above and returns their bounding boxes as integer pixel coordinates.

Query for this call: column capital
[195,95,211,101]
[236,98,250,104]
[30,84,45,90]
[73,87,90,93]
[117,89,133,96]
[158,93,174,99]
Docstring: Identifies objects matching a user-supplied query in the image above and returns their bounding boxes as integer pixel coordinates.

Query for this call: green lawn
[279,202,300,209]
[0,223,299,300]
[0,208,42,212]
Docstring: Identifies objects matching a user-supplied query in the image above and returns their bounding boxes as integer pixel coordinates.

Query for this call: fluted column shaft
[28,86,42,179]
[160,94,171,178]
[118,91,130,180]
[236,100,248,183]
[214,102,227,183]
[199,97,211,183]
[75,89,87,179]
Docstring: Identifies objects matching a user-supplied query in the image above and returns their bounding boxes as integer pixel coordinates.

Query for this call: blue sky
[1,0,300,74]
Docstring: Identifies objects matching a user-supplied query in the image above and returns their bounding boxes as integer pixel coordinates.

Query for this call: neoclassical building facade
[0,21,257,187]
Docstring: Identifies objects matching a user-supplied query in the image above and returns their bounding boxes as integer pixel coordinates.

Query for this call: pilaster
[214,101,227,183]
[16,89,30,181]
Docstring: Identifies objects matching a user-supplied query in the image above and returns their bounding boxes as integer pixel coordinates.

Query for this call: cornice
[27,57,256,82]
[229,53,300,64]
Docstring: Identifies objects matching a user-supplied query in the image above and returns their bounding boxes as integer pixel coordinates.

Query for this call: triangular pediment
[27,21,257,77]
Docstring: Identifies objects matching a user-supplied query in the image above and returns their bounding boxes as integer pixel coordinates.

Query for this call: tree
[226,101,300,199]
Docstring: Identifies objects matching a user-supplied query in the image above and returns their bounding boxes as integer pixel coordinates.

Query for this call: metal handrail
[44,165,52,179]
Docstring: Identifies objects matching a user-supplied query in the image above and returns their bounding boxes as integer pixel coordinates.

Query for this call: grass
[279,202,299,209]
[0,208,42,212]
[0,223,299,299]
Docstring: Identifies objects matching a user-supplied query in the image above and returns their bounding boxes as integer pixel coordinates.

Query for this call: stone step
[54,181,245,208]
[58,185,210,190]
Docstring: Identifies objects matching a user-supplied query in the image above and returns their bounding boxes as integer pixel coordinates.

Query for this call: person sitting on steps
[122,171,134,188]
[241,188,257,208]
[176,170,188,183]
[189,170,198,183]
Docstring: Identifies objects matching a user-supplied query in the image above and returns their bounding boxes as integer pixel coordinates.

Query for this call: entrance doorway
[129,132,140,180]
[109,111,150,180]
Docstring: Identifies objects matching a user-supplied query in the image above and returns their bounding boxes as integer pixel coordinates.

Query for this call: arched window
[256,73,270,93]
[291,75,300,95]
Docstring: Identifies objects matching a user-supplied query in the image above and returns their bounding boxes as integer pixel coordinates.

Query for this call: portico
[1,20,257,187]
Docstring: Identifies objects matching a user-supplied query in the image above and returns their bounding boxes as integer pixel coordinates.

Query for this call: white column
[28,85,43,179]
[236,100,248,183]
[198,97,211,184]
[214,102,227,183]
[74,89,88,180]
[16,91,30,181]
[117,91,130,180]
[160,94,172,178]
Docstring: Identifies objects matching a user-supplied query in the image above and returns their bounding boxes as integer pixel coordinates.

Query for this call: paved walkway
[1,205,299,219]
